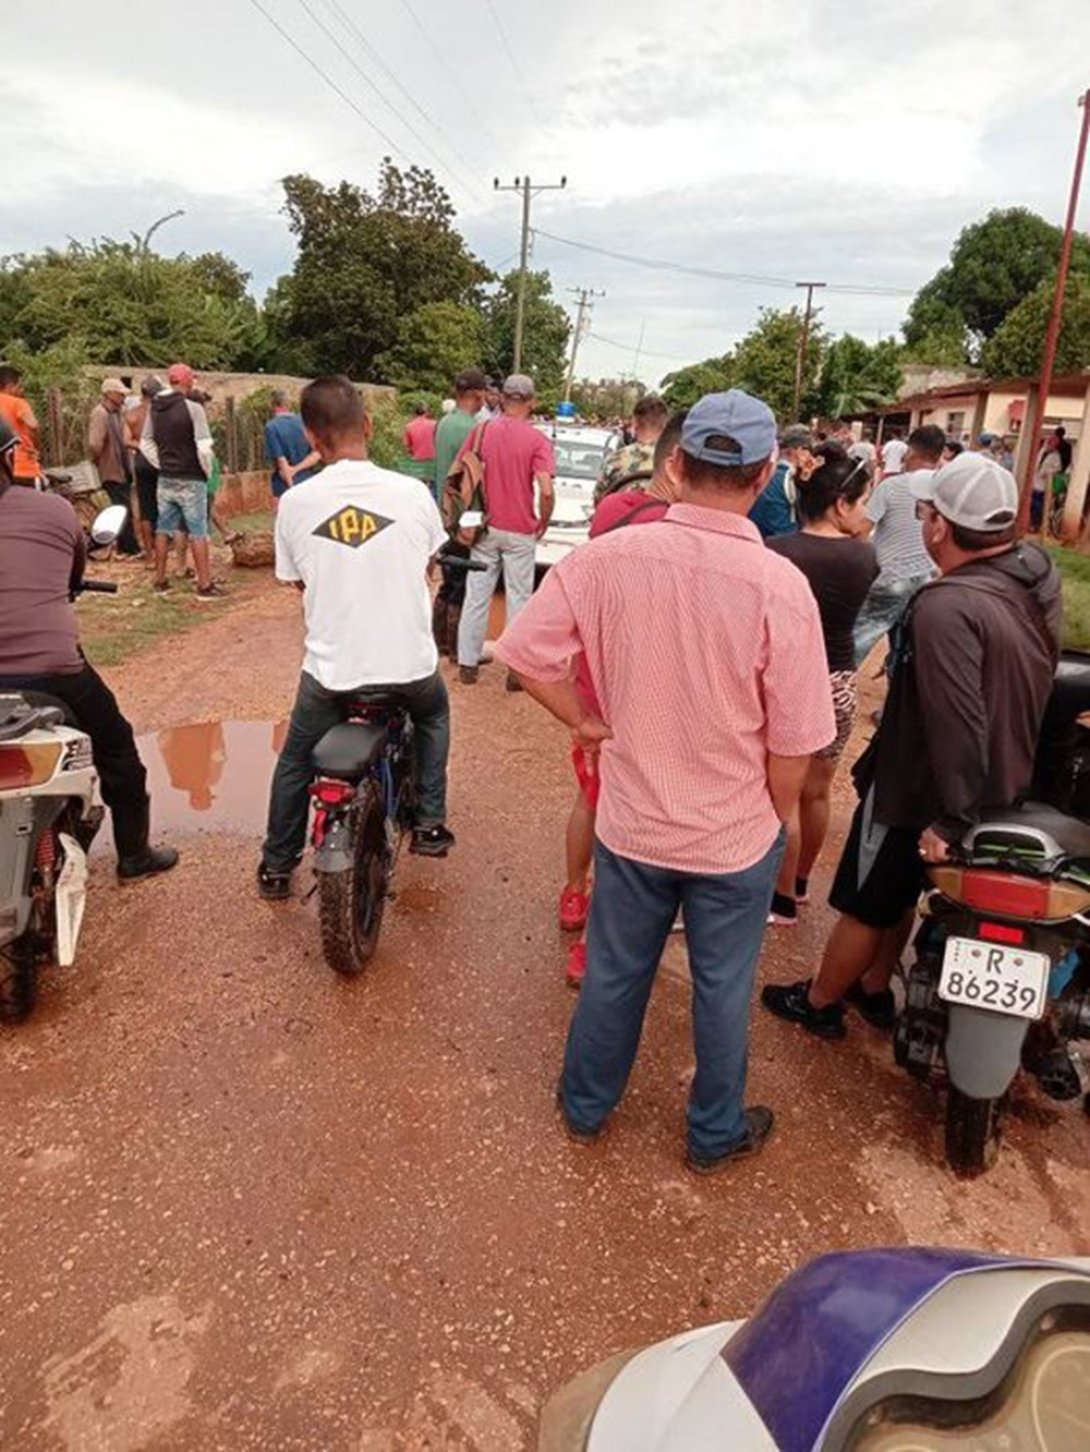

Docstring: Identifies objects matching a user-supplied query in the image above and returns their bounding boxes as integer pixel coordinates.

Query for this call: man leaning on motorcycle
[764,451,1062,1039]
[0,419,178,880]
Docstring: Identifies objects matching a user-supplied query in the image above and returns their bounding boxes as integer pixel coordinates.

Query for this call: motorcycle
[896,649,1090,1176]
[0,507,125,1022]
[539,1247,1090,1449]
[309,549,486,977]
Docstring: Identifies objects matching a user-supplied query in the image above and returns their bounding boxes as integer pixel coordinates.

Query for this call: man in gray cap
[87,377,141,556]
[456,373,555,690]
[764,452,1062,1040]
[497,389,835,1171]
[748,423,814,539]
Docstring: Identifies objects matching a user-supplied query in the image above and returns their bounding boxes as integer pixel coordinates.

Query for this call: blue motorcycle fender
[314,817,354,874]
[945,1003,1029,1099]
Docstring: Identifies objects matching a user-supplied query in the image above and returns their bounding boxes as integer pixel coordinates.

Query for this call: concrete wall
[219,470,274,519]
[86,366,396,412]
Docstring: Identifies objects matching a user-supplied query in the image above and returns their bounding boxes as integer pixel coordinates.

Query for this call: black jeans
[0,663,148,854]
[262,670,451,873]
[103,479,141,554]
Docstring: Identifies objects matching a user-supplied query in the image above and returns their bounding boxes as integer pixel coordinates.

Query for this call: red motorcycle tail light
[0,743,63,790]
[978,921,1026,945]
[309,779,355,806]
[929,866,1090,922]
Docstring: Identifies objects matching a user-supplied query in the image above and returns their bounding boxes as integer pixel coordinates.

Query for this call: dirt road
[2,584,1089,1450]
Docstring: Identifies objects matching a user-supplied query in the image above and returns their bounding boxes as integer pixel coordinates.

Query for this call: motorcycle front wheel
[0,934,39,1023]
[318,785,388,977]
[945,1086,1005,1177]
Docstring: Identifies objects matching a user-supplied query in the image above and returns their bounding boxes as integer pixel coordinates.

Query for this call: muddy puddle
[136,720,287,837]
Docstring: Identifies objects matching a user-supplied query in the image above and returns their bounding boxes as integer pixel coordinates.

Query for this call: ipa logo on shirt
[312,505,394,548]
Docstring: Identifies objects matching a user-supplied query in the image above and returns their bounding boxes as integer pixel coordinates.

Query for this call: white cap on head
[910,452,1019,532]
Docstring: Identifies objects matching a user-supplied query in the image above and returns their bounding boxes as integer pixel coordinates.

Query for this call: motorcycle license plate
[938,936,1049,1020]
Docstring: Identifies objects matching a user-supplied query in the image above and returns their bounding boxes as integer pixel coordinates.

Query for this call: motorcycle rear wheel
[318,786,388,977]
[0,934,40,1023]
[945,1086,1005,1177]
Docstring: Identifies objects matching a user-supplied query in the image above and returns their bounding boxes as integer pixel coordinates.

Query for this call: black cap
[455,368,488,392]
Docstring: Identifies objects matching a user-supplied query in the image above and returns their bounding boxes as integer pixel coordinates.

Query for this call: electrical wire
[586,330,693,364]
[480,0,545,126]
[246,0,408,162]
[533,227,916,298]
[295,0,484,204]
[398,0,502,151]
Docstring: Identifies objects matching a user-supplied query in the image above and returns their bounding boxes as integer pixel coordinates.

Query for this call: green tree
[279,160,491,380]
[732,306,825,421]
[980,275,1090,379]
[375,300,485,394]
[903,208,1090,360]
[660,356,736,410]
[814,334,903,419]
[483,270,570,401]
[1,239,265,369]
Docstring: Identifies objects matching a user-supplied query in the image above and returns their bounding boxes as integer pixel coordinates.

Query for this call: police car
[535,424,618,568]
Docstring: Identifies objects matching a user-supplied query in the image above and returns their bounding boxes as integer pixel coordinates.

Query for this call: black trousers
[103,480,142,554]
[0,663,148,854]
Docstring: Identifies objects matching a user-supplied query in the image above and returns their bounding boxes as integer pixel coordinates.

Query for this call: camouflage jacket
[594,440,654,503]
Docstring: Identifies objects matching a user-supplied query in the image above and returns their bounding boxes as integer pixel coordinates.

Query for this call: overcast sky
[4,0,1089,384]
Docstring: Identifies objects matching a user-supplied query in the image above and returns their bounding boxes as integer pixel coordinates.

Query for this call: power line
[532,227,916,298]
[246,0,408,162]
[481,0,545,126]
[586,330,692,364]
[292,0,484,204]
[398,0,502,151]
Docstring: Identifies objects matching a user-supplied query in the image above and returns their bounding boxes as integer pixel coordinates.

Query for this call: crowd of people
[0,352,1066,1176]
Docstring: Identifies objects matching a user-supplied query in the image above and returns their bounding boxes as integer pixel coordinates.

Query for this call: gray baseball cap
[779,424,814,451]
[682,389,777,467]
[503,373,536,400]
[911,452,1018,531]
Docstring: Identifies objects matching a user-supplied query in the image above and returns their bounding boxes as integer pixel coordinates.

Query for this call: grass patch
[78,552,266,668]
[1048,546,1090,651]
[229,509,275,533]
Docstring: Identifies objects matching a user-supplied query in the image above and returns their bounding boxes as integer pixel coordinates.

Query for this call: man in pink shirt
[402,402,437,494]
[456,374,555,690]
[497,390,835,1173]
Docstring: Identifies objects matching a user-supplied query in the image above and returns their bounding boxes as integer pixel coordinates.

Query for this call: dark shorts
[829,798,927,929]
[135,459,158,530]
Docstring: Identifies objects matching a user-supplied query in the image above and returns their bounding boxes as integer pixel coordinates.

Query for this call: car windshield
[552,439,607,481]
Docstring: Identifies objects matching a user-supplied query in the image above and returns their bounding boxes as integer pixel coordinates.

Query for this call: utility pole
[494,175,567,372]
[1018,90,1090,534]
[793,281,826,421]
[564,285,604,402]
[141,209,185,253]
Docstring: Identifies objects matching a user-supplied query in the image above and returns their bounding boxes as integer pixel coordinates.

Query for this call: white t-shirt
[275,458,447,691]
[865,468,936,584]
[881,438,907,474]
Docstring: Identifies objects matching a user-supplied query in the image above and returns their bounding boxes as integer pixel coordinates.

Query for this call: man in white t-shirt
[258,375,453,899]
[879,430,907,476]
[852,423,942,664]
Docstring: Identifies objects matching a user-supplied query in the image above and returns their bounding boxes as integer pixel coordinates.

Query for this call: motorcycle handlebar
[436,551,489,573]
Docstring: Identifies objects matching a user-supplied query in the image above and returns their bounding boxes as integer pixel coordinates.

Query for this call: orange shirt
[0,393,41,479]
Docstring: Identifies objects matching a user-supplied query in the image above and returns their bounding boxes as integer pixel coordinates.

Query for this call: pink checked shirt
[496,503,835,875]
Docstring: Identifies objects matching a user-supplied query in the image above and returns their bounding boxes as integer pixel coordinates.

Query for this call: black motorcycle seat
[977,800,1090,860]
[312,722,388,781]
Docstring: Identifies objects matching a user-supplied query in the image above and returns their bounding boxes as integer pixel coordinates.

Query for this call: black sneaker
[844,981,897,1030]
[195,581,229,602]
[153,578,171,594]
[410,824,455,858]
[505,672,523,693]
[767,891,798,926]
[761,978,846,1040]
[458,666,479,685]
[257,862,291,901]
[686,1106,775,1175]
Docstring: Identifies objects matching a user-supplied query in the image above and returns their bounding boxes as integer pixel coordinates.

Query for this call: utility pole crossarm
[494,174,568,372]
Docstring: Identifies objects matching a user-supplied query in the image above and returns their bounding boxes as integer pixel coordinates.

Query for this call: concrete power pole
[494,175,567,372]
[793,281,826,421]
[564,286,605,402]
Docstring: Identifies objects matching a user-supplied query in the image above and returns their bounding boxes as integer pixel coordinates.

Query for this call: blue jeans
[852,573,930,667]
[561,833,784,1158]
[262,669,450,873]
